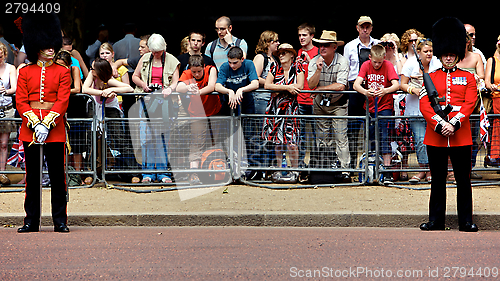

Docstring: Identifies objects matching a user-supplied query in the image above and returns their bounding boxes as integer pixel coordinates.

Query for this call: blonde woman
[380,33,404,75]
[99,42,129,107]
[0,43,17,185]
[99,42,130,84]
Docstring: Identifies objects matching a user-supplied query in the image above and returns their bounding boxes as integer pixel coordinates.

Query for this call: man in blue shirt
[205,16,248,70]
[215,47,259,178]
[215,46,259,115]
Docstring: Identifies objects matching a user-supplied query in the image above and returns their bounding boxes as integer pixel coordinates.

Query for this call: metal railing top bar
[112,89,408,96]
[239,114,367,119]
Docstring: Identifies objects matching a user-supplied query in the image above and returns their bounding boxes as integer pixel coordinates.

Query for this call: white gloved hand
[34,124,49,143]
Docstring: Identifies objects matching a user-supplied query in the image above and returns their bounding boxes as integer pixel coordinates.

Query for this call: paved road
[1,227,499,280]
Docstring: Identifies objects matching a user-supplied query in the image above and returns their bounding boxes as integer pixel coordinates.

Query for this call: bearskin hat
[22,13,62,63]
[432,17,467,61]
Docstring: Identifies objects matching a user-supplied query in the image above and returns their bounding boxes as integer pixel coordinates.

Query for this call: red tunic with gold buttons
[419,67,477,147]
[16,60,71,143]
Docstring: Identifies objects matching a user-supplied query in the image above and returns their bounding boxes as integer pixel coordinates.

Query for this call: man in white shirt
[343,16,380,168]
[344,16,380,86]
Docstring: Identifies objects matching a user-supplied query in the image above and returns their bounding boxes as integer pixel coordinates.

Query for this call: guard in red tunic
[419,17,479,232]
[17,13,71,233]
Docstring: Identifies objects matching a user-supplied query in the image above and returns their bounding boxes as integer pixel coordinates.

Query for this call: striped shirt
[204,36,248,69]
[307,53,349,88]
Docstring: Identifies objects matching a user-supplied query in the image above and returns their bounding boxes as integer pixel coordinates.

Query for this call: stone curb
[2,212,500,230]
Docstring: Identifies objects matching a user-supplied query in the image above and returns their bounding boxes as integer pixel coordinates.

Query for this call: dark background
[2,2,497,65]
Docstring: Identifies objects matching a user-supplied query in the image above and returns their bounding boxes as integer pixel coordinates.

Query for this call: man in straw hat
[307,30,351,182]
[419,17,478,232]
[16,12,71,233]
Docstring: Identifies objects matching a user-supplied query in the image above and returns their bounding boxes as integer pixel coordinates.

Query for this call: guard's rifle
[412,44,452,119]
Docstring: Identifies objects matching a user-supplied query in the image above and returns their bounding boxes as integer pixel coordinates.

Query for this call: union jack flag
[479,97,490,149]
[7,129,25,168]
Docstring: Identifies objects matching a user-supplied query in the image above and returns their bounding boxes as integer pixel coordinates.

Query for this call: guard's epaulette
[17,63,31,71]
[54,61,69,69]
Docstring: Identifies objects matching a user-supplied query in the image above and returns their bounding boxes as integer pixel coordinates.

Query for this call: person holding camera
[132,34,180,184]
[380,34,404,76]
[308,30,350,181]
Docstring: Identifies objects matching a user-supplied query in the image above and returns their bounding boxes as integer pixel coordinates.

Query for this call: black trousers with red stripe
[426,145,473,226]
[23,142,67,225]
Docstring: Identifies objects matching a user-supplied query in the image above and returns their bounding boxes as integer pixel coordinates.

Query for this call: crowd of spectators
[0,15,496,186]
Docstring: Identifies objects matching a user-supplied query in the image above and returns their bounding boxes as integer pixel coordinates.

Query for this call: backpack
[358,152,384,185]
[200,148,228,183]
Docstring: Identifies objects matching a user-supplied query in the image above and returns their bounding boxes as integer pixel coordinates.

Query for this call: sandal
[83,177,93,185]
[271,171,298,184]
[409,175,421,184]
[160,176,172,183]
[0,174,10,185]
[447,173,455,182]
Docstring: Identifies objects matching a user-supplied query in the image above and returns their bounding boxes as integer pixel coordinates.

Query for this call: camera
[320,94,332,106]
[148,83,162,93]
[380,41,395,49]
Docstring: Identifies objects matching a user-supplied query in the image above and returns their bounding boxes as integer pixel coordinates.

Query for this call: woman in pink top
[131,34,180,184]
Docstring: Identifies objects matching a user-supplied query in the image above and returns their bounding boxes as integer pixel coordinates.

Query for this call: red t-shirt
[179,65,221,117]
[357,60,398,113]
[297,46,318,105]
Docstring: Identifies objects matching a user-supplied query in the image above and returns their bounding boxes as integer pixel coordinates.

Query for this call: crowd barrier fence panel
[0,94,97,192]
[240,113,370,185]
[375,113,500,187]
[101,93,234,191]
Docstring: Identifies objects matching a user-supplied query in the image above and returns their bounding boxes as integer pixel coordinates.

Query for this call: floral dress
[261,61,303,145]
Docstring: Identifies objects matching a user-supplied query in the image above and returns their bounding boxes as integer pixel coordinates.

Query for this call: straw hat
[277,43,297,57]
[312,30,344,46]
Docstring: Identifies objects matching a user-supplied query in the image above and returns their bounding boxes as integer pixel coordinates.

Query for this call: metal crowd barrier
[376,109,500,189]
[0,93,97,193]
[2,91,500,193]
[101,92,233,193]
